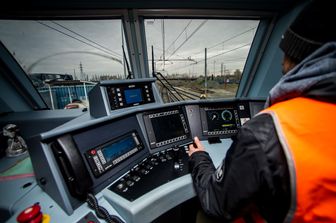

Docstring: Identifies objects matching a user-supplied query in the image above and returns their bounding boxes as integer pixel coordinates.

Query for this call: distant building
[29,73,73,87]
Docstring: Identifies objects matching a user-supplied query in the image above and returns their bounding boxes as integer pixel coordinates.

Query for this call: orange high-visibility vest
[261,97,336,222]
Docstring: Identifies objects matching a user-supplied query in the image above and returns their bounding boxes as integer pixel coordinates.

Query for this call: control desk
[2,98,265,223]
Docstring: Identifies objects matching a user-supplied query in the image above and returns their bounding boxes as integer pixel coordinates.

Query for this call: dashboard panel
[24,98,265,223]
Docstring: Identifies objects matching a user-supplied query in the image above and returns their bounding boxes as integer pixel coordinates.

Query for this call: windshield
[0,18,260,109]
[145,19,259,101]
[0,19,128,109]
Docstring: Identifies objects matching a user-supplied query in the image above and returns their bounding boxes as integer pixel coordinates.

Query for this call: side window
[0,19,129,110]
[144,19,259,102]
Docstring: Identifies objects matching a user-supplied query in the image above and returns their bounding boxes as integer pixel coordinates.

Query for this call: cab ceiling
[1,0,304,15]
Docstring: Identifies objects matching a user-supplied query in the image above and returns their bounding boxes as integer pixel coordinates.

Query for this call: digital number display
[101,135,137,163]
[124,88,143,104]
[85,132,143,177]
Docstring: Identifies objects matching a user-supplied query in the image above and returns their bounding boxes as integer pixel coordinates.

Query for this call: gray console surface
[3,139,231,223]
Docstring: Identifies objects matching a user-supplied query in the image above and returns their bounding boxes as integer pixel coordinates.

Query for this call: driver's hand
[188,136,205,157]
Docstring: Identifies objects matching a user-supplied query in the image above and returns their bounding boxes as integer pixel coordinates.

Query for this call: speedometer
[221,110,233,121]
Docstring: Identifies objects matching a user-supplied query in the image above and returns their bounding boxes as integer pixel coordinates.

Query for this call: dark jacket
[189,42,336,223]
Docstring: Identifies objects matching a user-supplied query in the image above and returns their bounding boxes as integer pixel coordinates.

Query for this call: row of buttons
[114,150,175,193]
[208,129,237,135]
[148,109,179,119]
[114,162,152,193]
[93,156,104,173]
[155,135,187,147]
[112,147,138,165]
[97,150,106,165]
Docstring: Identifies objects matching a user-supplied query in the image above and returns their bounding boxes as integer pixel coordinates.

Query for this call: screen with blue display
[124,88,143,104]
[102,135,137,163]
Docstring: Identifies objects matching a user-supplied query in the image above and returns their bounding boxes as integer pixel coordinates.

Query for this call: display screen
[85,132,143,177]
[151,113,185,143]
[101,135,137,163]
[144,108,190,148]
[124,88,143,104]
[105,81,155,111]
[206,108,237,132]
[200,106,240,137]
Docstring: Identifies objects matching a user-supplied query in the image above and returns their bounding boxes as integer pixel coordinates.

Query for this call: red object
[262,97,336,222]
[17,203,42,223]
[65,104,79,109]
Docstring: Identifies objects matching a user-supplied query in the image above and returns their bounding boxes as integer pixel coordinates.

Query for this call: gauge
[209,111,219,121]
[221,110,233,121]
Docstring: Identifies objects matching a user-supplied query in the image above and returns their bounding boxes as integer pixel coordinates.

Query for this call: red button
[17,203,41,223]
[90,150,96,155]
[29,213,43,223]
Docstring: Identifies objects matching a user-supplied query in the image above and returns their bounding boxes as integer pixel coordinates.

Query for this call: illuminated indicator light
[222,124,234,127]
[91,150,96,155]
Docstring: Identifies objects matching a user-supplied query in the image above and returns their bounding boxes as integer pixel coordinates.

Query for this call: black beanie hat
[280,0,336,63]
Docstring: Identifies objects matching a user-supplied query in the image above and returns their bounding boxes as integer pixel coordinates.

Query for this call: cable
[207,27,256,50]
[36,21,122,61]
[86,193,124,223]
[206,43,251,61]
[169,57,246,72]
[167,20,207,59]
[192,26,257,56]
[51,21,122,58]
[153,45,194,62]
[163,20,193,56]
[168,43,251,72]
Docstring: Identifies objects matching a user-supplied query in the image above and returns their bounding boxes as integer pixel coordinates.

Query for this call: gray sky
[0,19,258,78]
[145,19,258,76]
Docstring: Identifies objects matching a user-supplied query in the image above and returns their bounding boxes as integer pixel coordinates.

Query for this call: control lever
[172,146,182,171]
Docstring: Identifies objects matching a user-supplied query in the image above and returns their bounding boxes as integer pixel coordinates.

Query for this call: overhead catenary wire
[162,20,193,57]
[166,20,208,59]
[36,21,123,61]
[207,27,256,50]
[192,26,257,57]
[169,57,247,72]
[168,43,251,72]
[51,21,122,58]
[153,45,195,62]
[154,24,256,74]
[203,43,251,62]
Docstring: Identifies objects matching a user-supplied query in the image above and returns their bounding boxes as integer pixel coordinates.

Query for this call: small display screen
[105,81,155,111]
[151,113,185,143]
[85,132,143,177]
[101,135,137,163]
[206,108,237,132]
[124,88,143,104]
[144,108,190,148]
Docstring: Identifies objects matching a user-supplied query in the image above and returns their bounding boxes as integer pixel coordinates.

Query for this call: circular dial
[221,110,233,121]
[209,111,219,121]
